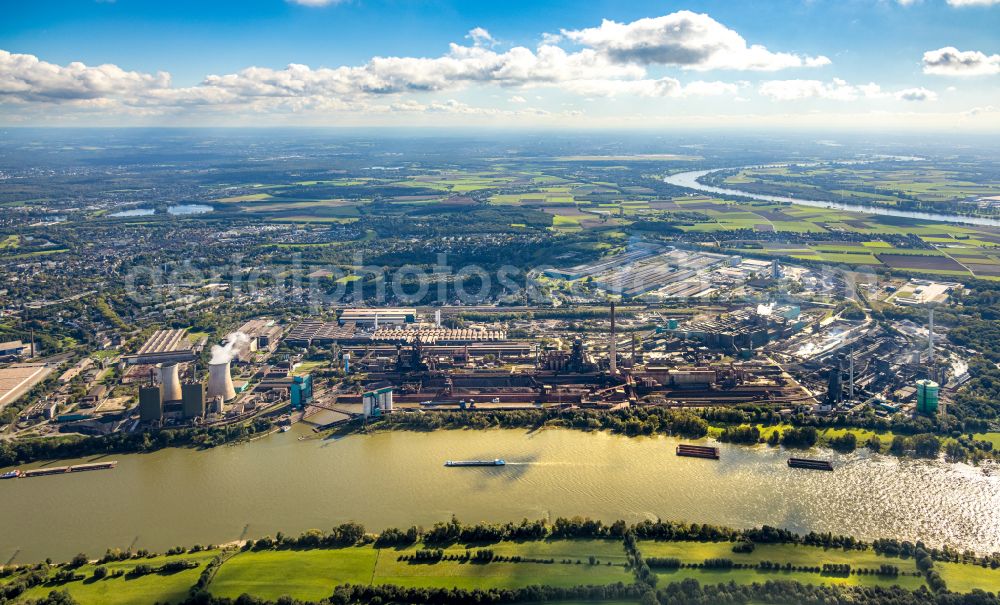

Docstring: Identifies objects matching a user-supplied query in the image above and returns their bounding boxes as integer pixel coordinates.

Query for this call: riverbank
[5,517,1000,605]
[3,405,996,472]
[3,408,995,476]
[0,417,275,469]
[350,408,999,465]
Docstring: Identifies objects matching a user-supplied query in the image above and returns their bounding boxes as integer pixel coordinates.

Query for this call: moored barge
[675,444,720,460]
[787,458,834,471]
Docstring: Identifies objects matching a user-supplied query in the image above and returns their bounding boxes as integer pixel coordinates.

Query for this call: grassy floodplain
[8,530,1000,604]
[639,541,926,590]
[15,550,219,605]
[936,561,1000,594]
[210,540,633,600]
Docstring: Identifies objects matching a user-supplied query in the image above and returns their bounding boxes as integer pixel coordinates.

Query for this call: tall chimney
[207,361,237,401]
[848,349,854,401]
[609,302,617,375]
[158,363,183,403]
[927,306,935,361]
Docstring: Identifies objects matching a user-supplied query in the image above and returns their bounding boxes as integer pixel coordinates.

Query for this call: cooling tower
[207,361,237,401]
[158,363,183,403]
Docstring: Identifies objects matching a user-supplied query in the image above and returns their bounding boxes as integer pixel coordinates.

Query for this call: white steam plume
[210,331,251,365]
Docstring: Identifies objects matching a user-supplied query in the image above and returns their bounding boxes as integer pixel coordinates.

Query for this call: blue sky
[1,0,998,129]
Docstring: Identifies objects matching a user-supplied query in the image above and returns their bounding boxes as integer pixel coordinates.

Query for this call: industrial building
[181,382,205,419]
[0,364,52,410]
[124,329,198,365]
[544,246,733,298]
[80,384,107,406]
[0,340,33,359]
[237,318,284,352]
[138,386,162,424]
[284,320,358,347]
[338,307,416,326]
[291,375,313,409]
[666,305,806,352]
[362,386,393,417]
[253,373,313,409]
[892,280,957,306]
[371,327,506,345]
[543,244,661,280]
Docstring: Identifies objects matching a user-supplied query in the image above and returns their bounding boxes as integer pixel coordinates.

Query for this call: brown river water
[1,427,998,563]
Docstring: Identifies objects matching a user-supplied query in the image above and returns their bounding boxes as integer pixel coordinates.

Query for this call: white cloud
[196,43,644,100]
[466,27,494,47]
[561,78,739,98]
[0,8,956,126]
[0,49,169,102]
[758,79,877,101]
[758,79,935,102]
[896,87,938,101]
[562,78,682,98]
[0,9,821,118]
[561,10,830,71]
[922,47,1000,76]
[540,32,563,46]
[681,80,741,96]
[946,0,1000,6]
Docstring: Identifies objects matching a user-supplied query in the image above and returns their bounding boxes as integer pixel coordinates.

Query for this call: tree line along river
[1,427,998,563]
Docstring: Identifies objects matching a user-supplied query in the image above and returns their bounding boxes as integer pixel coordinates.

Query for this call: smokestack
[848,349,854,401]
[158,363,182,403]
[609,302,617,375]
[927,307,935,361]
[207,361,237,402]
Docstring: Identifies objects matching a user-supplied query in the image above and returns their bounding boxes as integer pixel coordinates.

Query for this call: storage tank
[207,361,237,402]
[158,363,182,403]
[916,379,939,415]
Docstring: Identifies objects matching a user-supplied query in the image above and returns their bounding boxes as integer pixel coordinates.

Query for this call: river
[664,169,1000,228]
[1,428,998,563]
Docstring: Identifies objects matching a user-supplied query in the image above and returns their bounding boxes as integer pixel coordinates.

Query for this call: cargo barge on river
[787,458,834,471]
[445,459,506,467]
[675,444,720,460]
[14,461,118,479]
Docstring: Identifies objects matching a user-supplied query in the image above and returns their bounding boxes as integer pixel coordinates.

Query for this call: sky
[0,0,998,130]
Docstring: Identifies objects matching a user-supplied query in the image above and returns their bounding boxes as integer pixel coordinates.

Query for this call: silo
[207,361,237,402]
[916,379,939,414]
[158,363,183,403]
